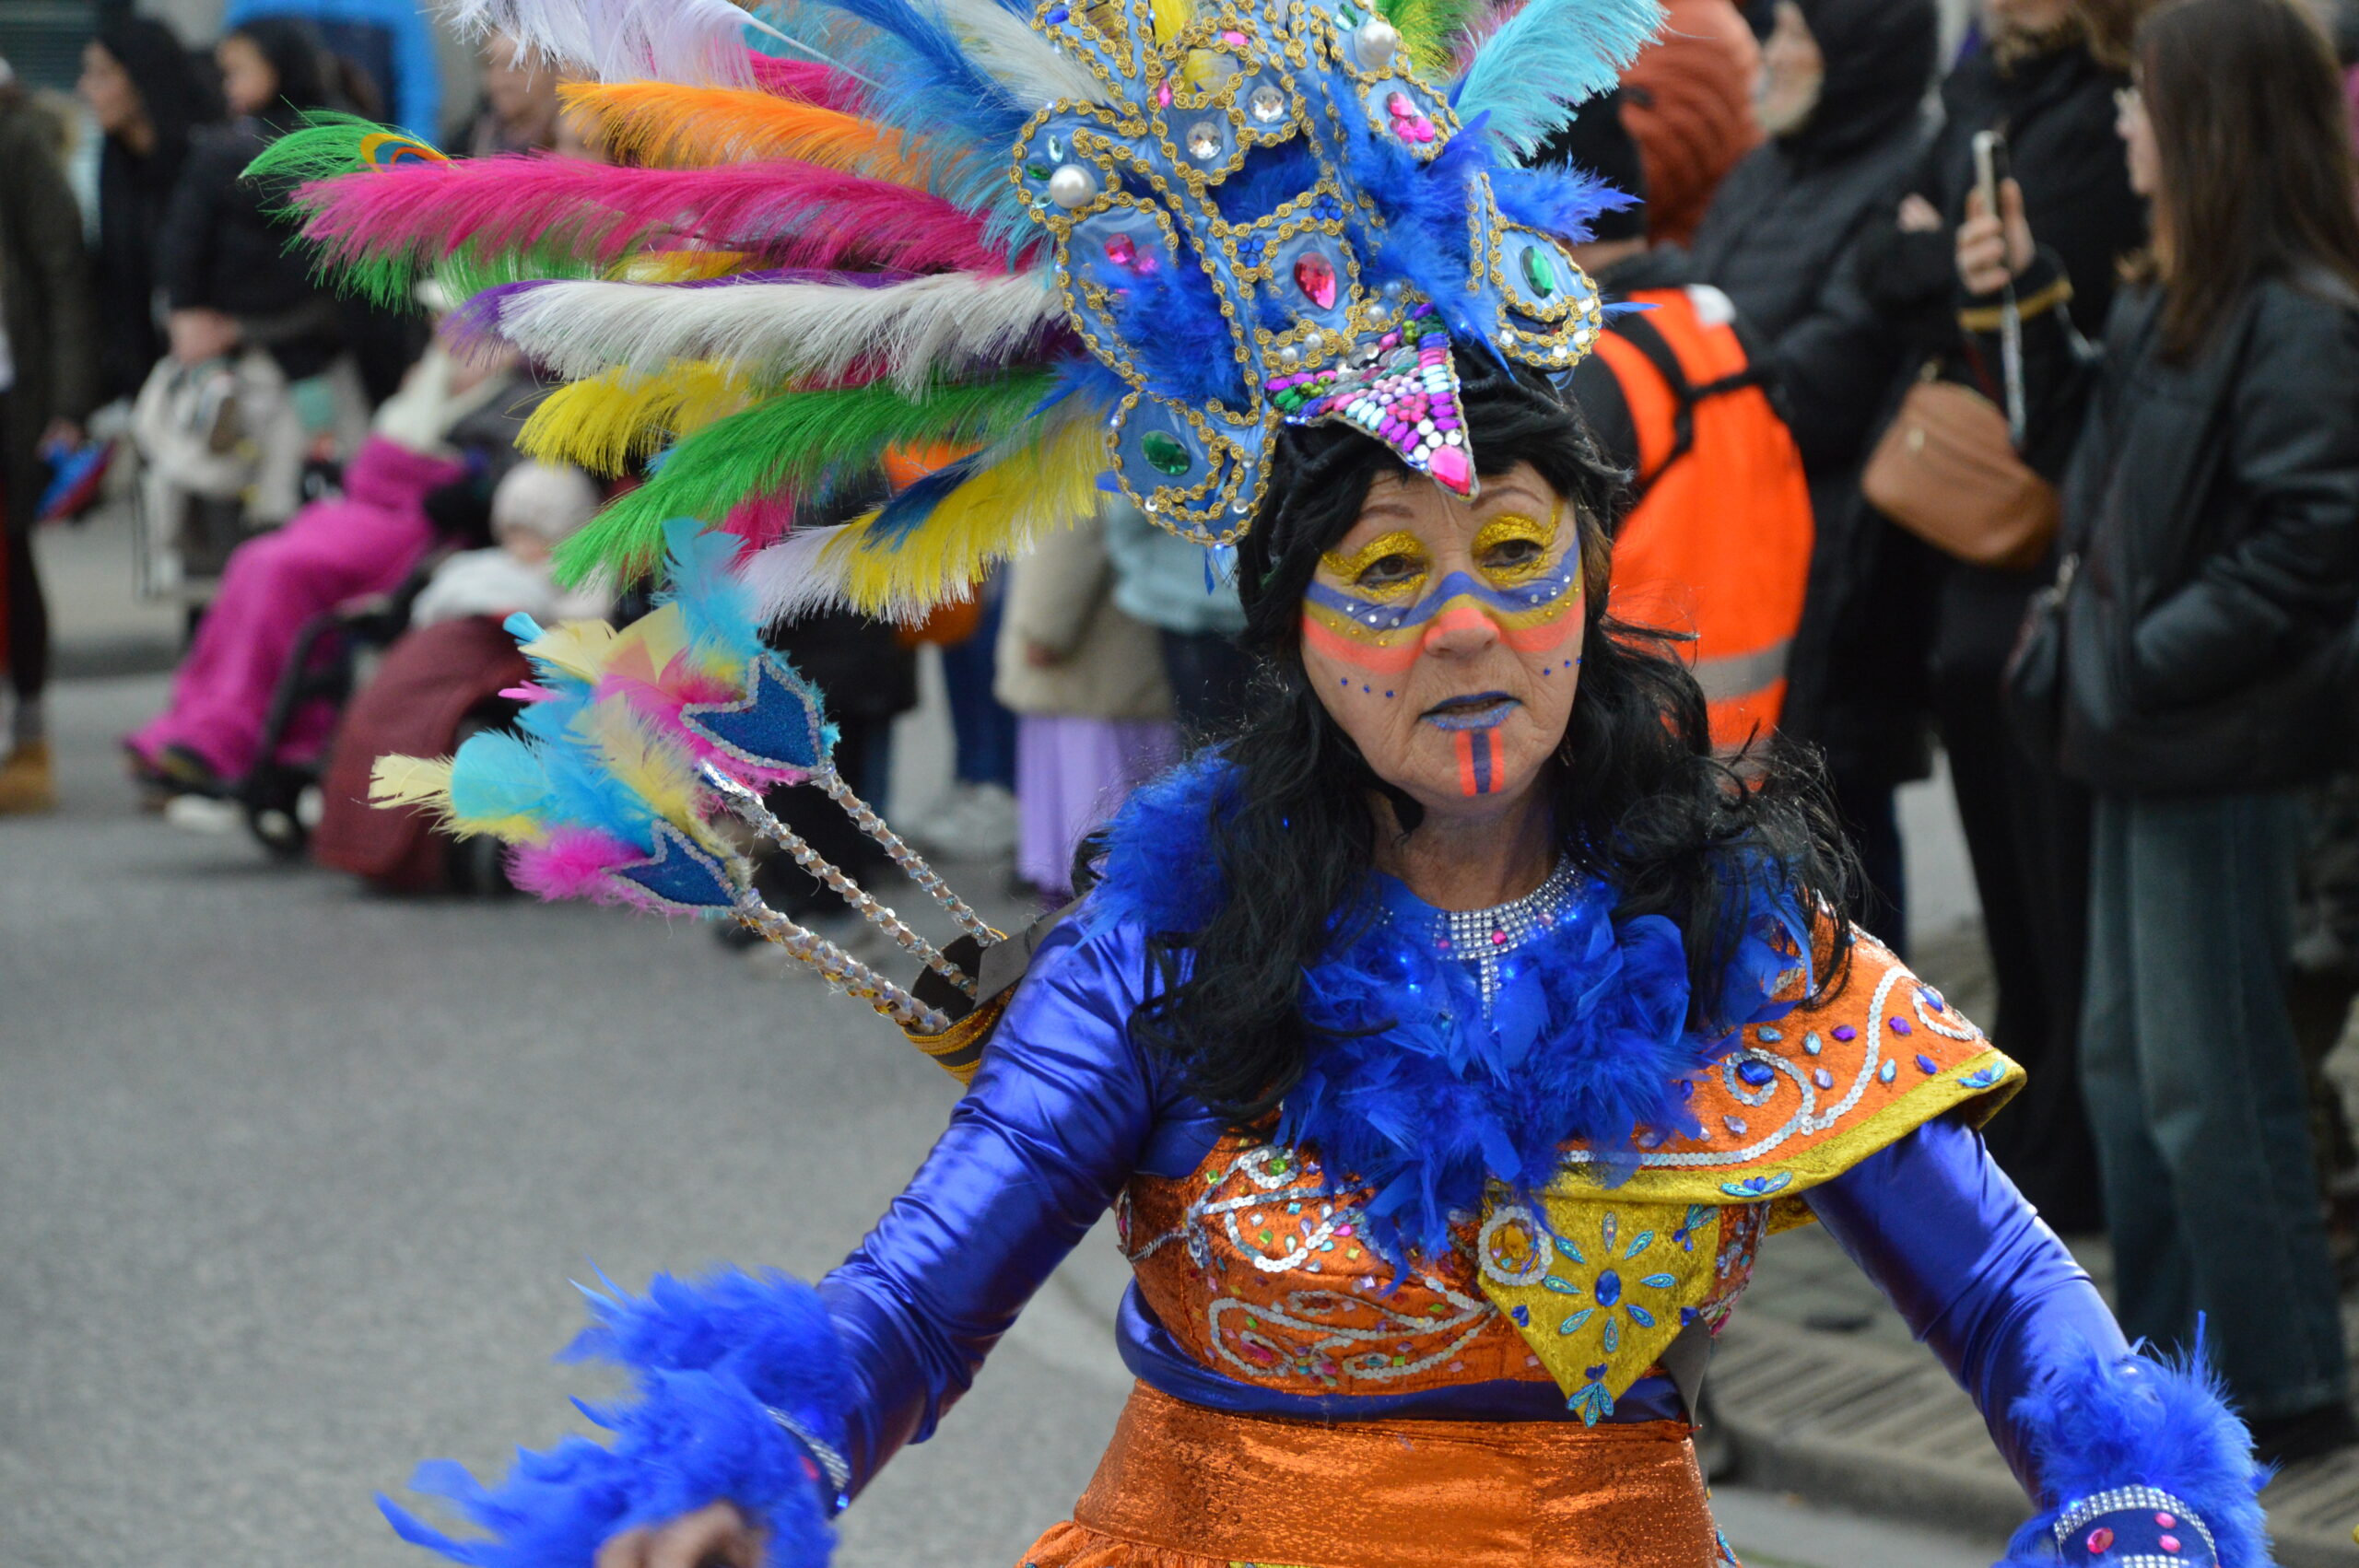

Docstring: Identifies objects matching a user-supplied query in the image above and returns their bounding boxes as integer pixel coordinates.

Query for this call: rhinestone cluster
[1270,306,1472,493]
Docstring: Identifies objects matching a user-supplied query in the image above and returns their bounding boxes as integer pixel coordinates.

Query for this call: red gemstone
[1294,251,1338,310]
[2086,1527,2113,1553]
[1104,233,1136,266]
[2159,1537,2182,1555]
[2155,1515,2176,1529]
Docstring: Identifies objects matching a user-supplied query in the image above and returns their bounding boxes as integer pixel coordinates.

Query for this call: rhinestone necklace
[1377,856,1586,1008]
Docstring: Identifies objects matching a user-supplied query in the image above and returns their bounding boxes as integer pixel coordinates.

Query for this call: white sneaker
[164,794,244,834]
[933,782,1016,860]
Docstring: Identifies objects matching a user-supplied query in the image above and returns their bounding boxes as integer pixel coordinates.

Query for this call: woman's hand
[594,1500,765,1568]
[1957,179,2036,296]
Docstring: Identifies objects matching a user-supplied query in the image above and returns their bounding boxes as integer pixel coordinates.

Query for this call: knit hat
[1621,0,1762,248]
[490,462,602,544]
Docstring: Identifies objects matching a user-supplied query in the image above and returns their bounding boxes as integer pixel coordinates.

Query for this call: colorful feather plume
[553,369,1061,587]
[742,399,1105,624]
[279,0,1649,659]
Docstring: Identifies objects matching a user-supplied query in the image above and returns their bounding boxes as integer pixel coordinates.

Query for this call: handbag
[1861,367,2060,570]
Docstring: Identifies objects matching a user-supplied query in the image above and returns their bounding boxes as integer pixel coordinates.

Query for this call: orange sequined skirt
[1016,1382,1731,1568]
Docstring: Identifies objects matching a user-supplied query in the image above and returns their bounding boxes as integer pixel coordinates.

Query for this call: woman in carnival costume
[272,0,2278,1562]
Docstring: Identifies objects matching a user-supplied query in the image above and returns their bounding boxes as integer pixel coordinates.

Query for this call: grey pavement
[1,666,2017,1568]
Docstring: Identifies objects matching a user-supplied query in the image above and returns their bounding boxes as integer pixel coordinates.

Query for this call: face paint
[1300,504,1581,676]
[1454,726,1499,795]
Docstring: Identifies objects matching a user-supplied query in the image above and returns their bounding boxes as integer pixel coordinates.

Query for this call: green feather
[555,370,1060,587]
[1377,0,1487,76]
[241,110,408,187]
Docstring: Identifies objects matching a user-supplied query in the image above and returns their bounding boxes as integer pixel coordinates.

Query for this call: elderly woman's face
[1300,461,1585,817]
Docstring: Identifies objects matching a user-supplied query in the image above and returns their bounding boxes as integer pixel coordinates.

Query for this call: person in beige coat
[994,507,1178,898]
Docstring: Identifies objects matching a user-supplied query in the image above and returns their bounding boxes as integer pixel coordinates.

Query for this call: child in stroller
[309,462,605,888]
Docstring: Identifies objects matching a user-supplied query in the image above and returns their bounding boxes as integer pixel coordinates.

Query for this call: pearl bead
[1354,16,1400,67]
[1047,163,1097,210]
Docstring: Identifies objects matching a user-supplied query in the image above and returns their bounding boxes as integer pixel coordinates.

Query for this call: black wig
[1119,355,1858,1128]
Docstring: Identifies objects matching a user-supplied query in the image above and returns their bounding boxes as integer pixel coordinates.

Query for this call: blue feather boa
[381,1269,850,1568]
[1090,759,1809,1263]
[2002,1336,2274,1567]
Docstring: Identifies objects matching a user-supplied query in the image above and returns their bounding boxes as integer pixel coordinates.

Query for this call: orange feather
[558,82,932,187]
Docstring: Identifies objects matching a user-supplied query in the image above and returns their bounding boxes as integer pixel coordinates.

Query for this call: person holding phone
[1804,0,2154,1241]
[1958,0,2359,1465]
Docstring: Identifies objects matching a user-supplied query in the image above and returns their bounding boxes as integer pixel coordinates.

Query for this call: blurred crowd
[6,0,2359,1462]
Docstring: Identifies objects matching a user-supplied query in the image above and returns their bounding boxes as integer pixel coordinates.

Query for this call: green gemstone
[1521,243,1558,298]
[1026,162,1050,180]
[1141,430,1193,476]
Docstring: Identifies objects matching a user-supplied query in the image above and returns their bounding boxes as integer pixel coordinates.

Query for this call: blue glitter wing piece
[612,822,740,913]
[679,655,838,775]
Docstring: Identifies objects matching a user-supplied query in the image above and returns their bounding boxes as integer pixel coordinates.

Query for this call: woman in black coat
[157,16,345,384]
[77,16,220,406]
[1960,0,2359,1464]
[1825,0,2151,1235]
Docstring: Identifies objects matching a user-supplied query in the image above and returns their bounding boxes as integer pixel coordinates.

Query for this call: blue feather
[446,731,557,825]
[654,518,768,667]
[2001,1331,2272,1568]
[864,455,980,546]
[381,1268,851,1568]
[1451,0,1665,156]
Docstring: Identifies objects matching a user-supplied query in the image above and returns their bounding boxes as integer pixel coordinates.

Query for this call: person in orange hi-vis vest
[1534,93,1814,755]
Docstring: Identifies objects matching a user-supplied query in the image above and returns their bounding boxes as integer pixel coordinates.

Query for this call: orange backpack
[1593,286,1813,753]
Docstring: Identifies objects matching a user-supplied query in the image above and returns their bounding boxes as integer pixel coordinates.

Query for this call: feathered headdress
[256,0,1658,624]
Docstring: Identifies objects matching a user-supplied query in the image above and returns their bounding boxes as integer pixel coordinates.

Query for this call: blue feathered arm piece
[2001,1336,2273,1567]
[381,1269,852,1568]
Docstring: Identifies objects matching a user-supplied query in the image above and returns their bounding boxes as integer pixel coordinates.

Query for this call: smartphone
[1971,128,2011,217]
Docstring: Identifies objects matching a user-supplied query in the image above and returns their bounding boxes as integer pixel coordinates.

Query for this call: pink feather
[507,828,649,904]
[295,157,1019,280]
[720,488,798,551]
[746,51,869,113]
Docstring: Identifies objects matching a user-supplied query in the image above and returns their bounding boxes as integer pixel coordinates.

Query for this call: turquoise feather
[1451,0,1665,156]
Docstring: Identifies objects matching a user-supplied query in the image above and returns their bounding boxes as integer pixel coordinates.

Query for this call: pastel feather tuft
[440,0,772,88]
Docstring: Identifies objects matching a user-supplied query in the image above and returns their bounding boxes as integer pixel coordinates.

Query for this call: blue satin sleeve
[816,916,1198,1498]
[1804,1113,2130,1495]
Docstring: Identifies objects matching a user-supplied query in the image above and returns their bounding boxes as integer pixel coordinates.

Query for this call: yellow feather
[366,753,546,842]
[1150,0,1192,47]
[583,703,721,852]
[370,754,454,811]
[522,364,754,476]
[617,251,756,283]
[830,415,1106,622]
[519,618,623,684]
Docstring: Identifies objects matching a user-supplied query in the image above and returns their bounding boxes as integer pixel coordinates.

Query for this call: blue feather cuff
[381,1268,851,1568]
[2002,1338,2273,1567]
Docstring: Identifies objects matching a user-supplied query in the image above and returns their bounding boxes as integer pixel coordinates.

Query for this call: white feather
[440,0,772,87]
[925,0,1110,106]
[497,271,1062,392]
[741,521,853,624]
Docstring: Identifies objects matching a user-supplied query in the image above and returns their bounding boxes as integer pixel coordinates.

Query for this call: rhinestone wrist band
[765,1402,852,1517]
[2052,1485,2216,1564]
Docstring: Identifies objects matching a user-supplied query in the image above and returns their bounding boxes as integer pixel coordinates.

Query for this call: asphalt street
[2,669,1998,1568]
